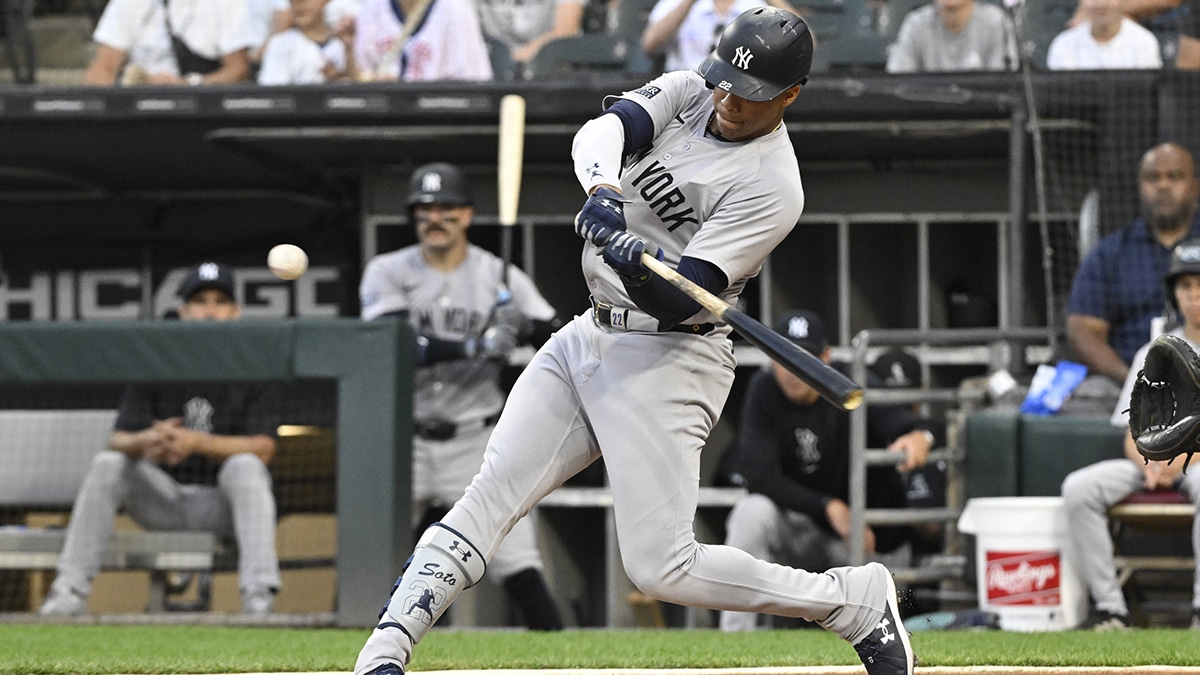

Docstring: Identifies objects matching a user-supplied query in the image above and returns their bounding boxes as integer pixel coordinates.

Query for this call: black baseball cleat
[365,664,404,675]
[852,563,915,675]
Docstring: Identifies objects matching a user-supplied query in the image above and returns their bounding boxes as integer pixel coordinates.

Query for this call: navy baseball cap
[872,349,922,388]
[775,309,827,355]
[178,262,235,301]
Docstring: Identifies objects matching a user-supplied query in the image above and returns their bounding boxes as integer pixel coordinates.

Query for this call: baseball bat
[496,94,526,300]
[641,253,864,411]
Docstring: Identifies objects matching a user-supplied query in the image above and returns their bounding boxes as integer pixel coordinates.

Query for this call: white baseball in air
[267,244,308,280]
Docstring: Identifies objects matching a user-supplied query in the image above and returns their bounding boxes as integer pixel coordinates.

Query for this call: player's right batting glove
[574,187,627,247]
[602,232,663,287]
[465,324,519,360]
[1129,333,1200,473]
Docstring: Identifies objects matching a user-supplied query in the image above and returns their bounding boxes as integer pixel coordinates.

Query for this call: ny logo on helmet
[421,172,443,193]
[732,46,754,70]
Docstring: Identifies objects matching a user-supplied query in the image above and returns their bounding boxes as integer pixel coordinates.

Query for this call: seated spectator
[717,310,938,631]
[85,0,257,85]
[476,0,587,68]
[641,0,798,75]
[38,262,284,616]
[1066,0,1199,69]
[258,0,351,84]
[1061,239,1200,631]
[348,0,492,81]
[1067,142,1200,387]
[885,0,1018,73]
[1047,0,1162,69]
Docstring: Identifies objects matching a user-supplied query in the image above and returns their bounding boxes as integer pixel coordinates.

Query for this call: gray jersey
[584,70,805,324]
[885,2,1017,73]
[359,243,555,424]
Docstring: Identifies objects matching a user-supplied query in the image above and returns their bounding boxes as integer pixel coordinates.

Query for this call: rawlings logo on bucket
[985,550,1061,605]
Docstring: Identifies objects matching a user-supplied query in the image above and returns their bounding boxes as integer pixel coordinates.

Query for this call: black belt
[415,413,501,441]
[592,299,715,336]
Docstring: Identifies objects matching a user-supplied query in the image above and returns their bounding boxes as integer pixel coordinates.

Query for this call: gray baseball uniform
[356,67,907,674]
[1061,327,1200,617]
[359,243,557,581]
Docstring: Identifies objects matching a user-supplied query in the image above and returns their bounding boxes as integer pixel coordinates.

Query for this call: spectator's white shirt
[93,0,257,76]
[258,28,347,84]
[354,0,492,81]
[646,0,768,73]
[1047,17,1163,70]
[476,0,582,50]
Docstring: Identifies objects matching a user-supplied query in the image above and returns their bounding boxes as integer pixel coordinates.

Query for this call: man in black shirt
[39,262,283,616]
[719,310,937,631]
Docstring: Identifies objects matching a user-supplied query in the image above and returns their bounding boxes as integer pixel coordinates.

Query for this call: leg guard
[357,523,485,675]
[380,523,486,639]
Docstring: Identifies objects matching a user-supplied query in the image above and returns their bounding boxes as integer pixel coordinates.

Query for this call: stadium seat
[1011,0,1076,69]
[485,34,517,82]
[524,34,627,80]
[1107,490,1195,626]
[612,0,662,74]
[807,0,891,73]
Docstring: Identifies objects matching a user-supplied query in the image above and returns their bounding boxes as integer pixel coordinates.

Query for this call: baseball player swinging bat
[641,253,864,411]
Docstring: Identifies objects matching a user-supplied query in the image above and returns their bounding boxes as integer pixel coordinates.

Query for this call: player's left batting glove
[574,187,628,247]
[602,231,663,287]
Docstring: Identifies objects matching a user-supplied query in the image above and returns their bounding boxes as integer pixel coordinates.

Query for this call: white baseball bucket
[957,496,1088,631]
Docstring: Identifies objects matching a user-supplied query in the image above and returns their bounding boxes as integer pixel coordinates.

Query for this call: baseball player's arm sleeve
[572,99,654,194]
[624,255,726,324]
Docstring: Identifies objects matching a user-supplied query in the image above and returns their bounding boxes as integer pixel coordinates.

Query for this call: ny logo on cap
[1179,245,1200,262]
[732,46,754,70]
[422,172,444,193]
[198,262,221,280]
[787,316,810,340]
[887,362,912,387]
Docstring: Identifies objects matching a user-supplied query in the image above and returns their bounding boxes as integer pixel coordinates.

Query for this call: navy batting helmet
[696,7,814,102]
[407,162,473,209]
[1165,238,1200,311]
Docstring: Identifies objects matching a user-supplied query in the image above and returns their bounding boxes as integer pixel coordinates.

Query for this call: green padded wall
[1018,414,1125,496]
[0,319,413,626]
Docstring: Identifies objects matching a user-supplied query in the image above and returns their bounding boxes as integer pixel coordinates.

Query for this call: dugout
[0,319,413,627]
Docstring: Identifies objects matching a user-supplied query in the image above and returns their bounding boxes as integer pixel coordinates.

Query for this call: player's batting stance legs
[355,524,485,675]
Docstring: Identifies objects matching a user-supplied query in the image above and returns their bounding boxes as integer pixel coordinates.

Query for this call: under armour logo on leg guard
[449,540,473,564]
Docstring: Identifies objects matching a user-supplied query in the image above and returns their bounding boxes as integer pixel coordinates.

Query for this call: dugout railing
[0,319,413,627]
[844,326,1056,606]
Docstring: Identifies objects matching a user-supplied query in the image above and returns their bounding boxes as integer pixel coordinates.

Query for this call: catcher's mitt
[1129,333,1200,473]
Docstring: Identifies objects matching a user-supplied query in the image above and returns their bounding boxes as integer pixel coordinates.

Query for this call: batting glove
[574,187,627,247]
[465,324,519,360]
[602,232,662,287]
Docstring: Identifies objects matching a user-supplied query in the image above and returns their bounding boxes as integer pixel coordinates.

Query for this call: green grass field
[5,625,1200,674]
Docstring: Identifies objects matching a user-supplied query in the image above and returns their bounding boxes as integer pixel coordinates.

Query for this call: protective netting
[1025,71,1200,336]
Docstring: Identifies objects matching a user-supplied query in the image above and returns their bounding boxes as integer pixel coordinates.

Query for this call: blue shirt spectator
[1067,142,1200,385]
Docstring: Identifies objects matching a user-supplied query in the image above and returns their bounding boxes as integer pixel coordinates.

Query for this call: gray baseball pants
[719,493,912,631]
[50,450,281,598]
[1061,458,1200,616]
